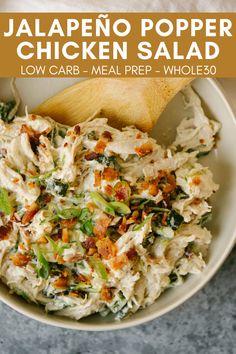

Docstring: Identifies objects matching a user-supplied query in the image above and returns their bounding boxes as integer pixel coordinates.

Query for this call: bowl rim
[0,78,235,331]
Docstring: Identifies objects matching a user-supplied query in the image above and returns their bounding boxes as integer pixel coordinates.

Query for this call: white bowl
[0,78,235,331]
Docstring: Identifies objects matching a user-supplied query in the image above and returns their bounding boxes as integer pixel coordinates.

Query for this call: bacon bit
[18,243,25,252]
[28,169,38,176]
[127,211,139,225]
[85,151,99,161]
[112,254,128,270]
[41,193,52,205]
[75,274,89,283]
[96,238,117,260]
[191,176,201,186]
[102,131,112,141]
[82,237,96,250]
[27,181,36,189]
[102,167,119,182]
[64,142,68,147]
[11,253,31,267]
[126,247,138,260]
[94,170,102,187]
[87,247,97,256]
[54,276,68,289]
[148,181,159,196]
[100,287,113,302]
[21,124,38,137]
[69,291,80,298]
[0,223,12,241]
[138,180,149,192]
[142,210,148,221]
[136,132,142,139]
[163,184,174,193]
[118,217,128,234]
[23,230,31,250]
[86,202,96,212]
[61,270,68,278]
[30,114,37,120]
[36,236,48,244]
[93,214,112,239]
[44,127,52,136]
[21,124,41,153]
[10,213,20,223]
[60,218,77,229]
[162,212,168,226]
[135,143,153,157]
[94,140,107,154]
[157,170,167,180]
[51,230,62,241]
[192,198,201,205]
[62,228,69,243]
[67,254,84,263]
[21,202,39,225]
[105,184,113,196]
[55,255,65,264]
[12,178,19,183]
[74,125,81,135]
[162,174,176,194]
[114,182,130,202]
[199,138,205,144]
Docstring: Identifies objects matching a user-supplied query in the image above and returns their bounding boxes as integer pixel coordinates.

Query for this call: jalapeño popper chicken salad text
[0,87,220,321]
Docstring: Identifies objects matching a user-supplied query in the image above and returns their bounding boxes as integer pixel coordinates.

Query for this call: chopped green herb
[154,226,174,239]
[58,127,68,138]
[75,240,86,255]
[142,233,156,248]
[90,192,115,216]
[133,213,154,231]
[29,168,57,182]
[46,180,69,196]
[50,126,68,147]
[197,151,210,158]
[199,211,212,226]
[89,256,108,281]
[70,283,98,293]
[0,101,16,122]
[169,272,178,283]
[35,248,50,279]
[87,130,98,140]
[115,304,130,320]
[97,155,121,170]
[80,220,93,236]
[57,208,81,220]
[78,208,93,236]
[109,291,127,313]
[109,202,131,215]
[45,235,69,256]
[167,210,184,230]
[13,288,30,302]
[0,187,12,215]
[79,208,91,222]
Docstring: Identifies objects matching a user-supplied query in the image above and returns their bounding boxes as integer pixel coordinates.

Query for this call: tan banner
[0,13,235,77]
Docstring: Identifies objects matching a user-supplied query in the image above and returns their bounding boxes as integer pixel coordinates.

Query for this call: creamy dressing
[0,87,220,321]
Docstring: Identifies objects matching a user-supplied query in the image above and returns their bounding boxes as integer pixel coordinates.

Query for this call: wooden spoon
[33,78,193,132]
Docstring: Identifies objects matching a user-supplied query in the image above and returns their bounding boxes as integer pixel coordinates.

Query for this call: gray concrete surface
[0,246,235,354]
